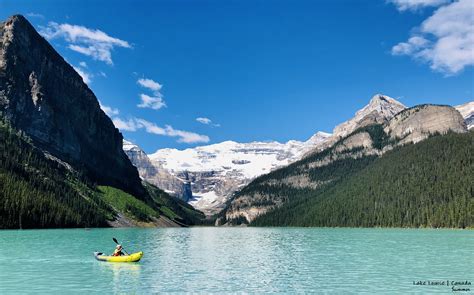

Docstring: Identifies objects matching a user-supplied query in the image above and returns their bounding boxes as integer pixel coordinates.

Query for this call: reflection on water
[98,262,142,294]
[0,228,473,293]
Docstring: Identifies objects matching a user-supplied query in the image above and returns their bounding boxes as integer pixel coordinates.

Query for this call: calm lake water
[0,228,472,294]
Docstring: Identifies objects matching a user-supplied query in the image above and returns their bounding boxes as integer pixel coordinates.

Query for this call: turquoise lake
[0,228,472,294]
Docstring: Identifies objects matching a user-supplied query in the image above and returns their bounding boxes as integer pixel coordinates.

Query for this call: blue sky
[1,0,473,153]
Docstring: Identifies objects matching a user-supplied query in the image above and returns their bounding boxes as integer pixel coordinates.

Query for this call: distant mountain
[123,140,193,201]
[455,101,474,130]
[124,94,472,218]
[0,15,204,228]
[219,99,468,225]
[123,132,331,215]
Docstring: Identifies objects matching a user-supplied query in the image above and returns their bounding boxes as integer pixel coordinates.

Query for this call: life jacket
[113,249,123,256]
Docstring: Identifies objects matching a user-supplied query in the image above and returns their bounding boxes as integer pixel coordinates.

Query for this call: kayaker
[112,244,124,256]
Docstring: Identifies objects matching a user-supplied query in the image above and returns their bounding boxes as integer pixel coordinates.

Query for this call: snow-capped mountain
[122,132,331,215]
[455,101,474,130]
[122,94,407,215]
[150,133,330,178]
[147,132,331,214]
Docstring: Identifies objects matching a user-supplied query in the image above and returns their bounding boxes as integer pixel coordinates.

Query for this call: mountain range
[219,101,472,227]
[0,14,472,229]
[123,94,473,217]
[125,131,331,215]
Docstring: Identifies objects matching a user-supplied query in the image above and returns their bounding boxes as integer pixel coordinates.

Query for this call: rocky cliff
[455,101,474,130]
[385,104,466,144]
[123,140,192,201]
[0,15,143,196]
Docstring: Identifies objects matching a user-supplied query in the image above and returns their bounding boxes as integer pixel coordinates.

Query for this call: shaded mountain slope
[0,15,143,197]
[0,119,205,228]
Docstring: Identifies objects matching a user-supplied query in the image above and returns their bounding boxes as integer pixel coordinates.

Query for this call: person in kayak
[112,244,124,256]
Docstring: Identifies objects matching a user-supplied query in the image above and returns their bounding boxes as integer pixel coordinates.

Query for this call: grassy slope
[97,185,206,225]
[98,186,160,222]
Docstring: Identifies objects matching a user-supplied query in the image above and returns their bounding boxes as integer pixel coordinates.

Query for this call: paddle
[112,237,130,255]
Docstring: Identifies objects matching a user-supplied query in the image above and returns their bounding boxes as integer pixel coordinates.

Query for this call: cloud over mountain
[39,22,131,64]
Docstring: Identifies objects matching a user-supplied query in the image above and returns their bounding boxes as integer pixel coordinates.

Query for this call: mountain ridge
[219,101,468,224]
[123,94,472,217]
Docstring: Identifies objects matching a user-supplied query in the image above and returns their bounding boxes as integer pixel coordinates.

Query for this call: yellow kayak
[94,251,143,262]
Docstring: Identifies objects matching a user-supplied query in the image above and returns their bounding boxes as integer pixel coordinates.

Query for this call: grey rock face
[455,101,474,130]
[332,94,406,139]
[0,15,143,196]
[123,140,192,201]
[385,104,467,144]
[123,140,159,179]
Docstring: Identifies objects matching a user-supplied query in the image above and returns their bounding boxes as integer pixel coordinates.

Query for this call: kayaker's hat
[116,244,122,250]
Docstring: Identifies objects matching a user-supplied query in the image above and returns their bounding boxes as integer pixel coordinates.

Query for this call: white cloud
[99,101,120,116]
[138,93,166,110]
[391,0,474,75]
[388,0,450,11]
[39,22,131,65]
[137,78,162,92]
[164,125,210,143]
[136,78,166,110]
[134,118,166,135]
[79,61,87,68]
[73,66,92,84]
[26,12,44,19]
[112,117,209,143]
[196,117,212,124]
[196,117,221,127]
[392,36,430,55]
[112,118,139,131]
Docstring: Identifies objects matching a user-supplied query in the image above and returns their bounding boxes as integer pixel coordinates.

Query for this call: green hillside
[252,131,474,228]
[0,121,204,229]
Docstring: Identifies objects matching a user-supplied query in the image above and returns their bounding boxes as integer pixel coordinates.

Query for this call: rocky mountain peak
[2,15,33,37]
[360,94,406,120]
[369,93,400,105]
[305,131,332,145]
[332,94,406,139]
[0,14,144,197]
